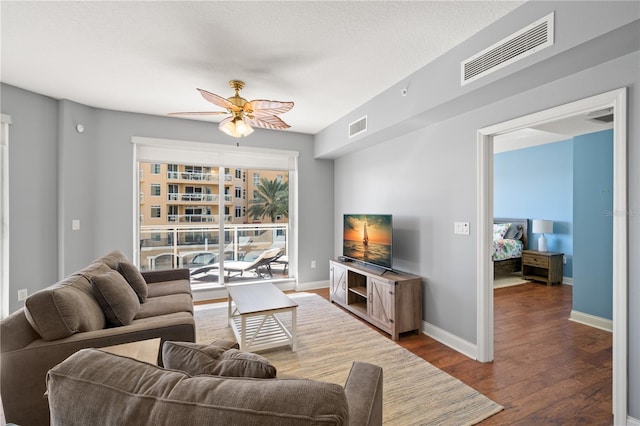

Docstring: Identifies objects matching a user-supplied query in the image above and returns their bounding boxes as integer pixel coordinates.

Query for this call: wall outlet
[72,219,81,230]
[311,260,317,269]
[563,255,567,264]
[454,222,470,235]
[18,288,28,301]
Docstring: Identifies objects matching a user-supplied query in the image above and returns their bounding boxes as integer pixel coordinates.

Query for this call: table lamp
[532,219,553,252]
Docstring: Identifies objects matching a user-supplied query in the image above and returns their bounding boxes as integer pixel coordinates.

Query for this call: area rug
[494,272,528,288]
[195,293,503,425]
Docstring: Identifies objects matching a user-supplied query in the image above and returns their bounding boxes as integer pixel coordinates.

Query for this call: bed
[493,218,528,276]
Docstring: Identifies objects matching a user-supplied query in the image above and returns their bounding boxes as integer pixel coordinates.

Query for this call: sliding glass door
[133,137,298,288]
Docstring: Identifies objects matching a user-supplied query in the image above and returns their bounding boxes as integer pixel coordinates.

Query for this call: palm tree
[247,178,289,222]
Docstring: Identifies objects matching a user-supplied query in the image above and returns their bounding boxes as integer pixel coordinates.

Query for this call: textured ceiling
[1,1,524,135]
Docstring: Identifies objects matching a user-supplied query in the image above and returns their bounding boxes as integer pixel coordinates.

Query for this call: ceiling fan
[169,80,294,139]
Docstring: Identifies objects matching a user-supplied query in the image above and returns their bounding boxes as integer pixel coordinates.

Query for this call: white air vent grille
[462,12,554,85]
[349,115,367,138]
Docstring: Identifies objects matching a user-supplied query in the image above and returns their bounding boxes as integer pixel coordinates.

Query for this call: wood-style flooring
[308,283,613,425]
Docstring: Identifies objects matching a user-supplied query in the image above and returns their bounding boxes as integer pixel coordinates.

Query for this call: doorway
[476,88,628,422]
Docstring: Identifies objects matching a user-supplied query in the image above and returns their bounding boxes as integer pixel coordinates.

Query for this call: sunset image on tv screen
[343,214,392,268]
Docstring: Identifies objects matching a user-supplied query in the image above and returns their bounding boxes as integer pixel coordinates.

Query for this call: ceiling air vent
[349,115,367,138]
[587,108,614,124]
[461,12,554,85]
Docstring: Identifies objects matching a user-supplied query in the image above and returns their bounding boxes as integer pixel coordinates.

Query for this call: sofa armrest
[142,268,190,284]
[343,361,383,426]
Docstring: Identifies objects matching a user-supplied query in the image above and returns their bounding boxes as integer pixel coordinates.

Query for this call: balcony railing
[167,193,233,203]
[167,171,217,181]
[139,223,290,284]
[166,214,233,223]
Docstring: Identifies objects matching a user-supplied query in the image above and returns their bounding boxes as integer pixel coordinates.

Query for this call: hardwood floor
[307,283,613,425]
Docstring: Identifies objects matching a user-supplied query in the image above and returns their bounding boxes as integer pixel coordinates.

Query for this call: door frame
[476,88,627,421]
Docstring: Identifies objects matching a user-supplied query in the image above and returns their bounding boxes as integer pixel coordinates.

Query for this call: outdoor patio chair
[224,248,282,278]
[189,247,282,279]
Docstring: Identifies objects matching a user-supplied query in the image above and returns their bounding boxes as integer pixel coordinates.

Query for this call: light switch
[454,222,470,235]
[72,219,80,231]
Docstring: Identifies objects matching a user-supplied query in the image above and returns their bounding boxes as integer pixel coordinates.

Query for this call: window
[151,184,161,196]
[168,206,178,222]
[167,164,178,179]
[151,164,161,174]
[168,184,178,201]
[253,173,260,185]
[134,138,297,286]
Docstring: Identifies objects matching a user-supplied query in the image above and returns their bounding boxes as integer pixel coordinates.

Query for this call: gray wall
[322,1,639,417]
[2,85,59,313]
[2,84,334,313]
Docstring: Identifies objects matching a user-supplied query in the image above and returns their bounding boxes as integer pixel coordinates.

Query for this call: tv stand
[329,259,423,340]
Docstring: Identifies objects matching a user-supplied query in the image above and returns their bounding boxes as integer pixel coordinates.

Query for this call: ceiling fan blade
[244,99,294,116]
[197,88,241,112]
[168,111,229,116]
[245,114,291,130]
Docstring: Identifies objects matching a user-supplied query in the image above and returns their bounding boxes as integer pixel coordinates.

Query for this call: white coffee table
[227,283,298,352]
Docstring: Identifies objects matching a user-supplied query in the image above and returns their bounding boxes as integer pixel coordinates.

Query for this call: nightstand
[522,250,563,286]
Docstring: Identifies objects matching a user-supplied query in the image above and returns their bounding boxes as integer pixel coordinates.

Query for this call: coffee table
[227,283,298,352]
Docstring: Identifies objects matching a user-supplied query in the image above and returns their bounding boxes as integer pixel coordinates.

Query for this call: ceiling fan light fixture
[219,116,253,138]
[171,80,293,139]
[235,119,253,136]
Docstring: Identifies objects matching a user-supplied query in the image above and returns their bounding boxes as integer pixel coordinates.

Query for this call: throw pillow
[162,341,277,378]
[117,261,148,303]
[493,223,511,240]
[92,270,140,326]
[504,224,523,240]
[216,349,278,378]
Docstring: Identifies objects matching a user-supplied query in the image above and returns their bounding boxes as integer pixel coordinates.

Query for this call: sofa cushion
[91,270,140,326]
[117,261,148,303]
[135,293,193,320]
[24,274,106,341]
[162,341,277,378]
[98,250,130,269]
[146,279,192,298]
[47,349,349,425]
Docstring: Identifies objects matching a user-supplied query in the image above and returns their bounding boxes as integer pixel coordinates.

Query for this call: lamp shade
[532,219,553,234]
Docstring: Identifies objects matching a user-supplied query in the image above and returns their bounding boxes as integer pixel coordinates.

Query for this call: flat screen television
[343,214,393,270]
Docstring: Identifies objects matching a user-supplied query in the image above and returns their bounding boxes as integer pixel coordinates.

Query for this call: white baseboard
[296,280,329,291]
[627,416,640,426]
[562,276,573,285]
[422,320,477,360]
[569,310,613,332]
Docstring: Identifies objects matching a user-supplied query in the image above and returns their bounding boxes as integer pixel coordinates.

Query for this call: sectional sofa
[0,250,195,425]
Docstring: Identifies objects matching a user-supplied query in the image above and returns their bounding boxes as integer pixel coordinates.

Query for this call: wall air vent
[587,108,614,124]
[349,115,367,138]
[461,12,554,85]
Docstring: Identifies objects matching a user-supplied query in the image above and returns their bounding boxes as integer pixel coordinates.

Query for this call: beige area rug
[195,293,503,425]
[494,272,528,288]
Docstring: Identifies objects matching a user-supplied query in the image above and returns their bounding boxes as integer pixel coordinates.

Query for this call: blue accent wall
[573,130,613,320]
[495,129,614,320]
[494,140,574,277]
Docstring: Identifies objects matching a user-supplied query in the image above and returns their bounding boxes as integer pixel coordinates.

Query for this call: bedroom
[493,124,614,330]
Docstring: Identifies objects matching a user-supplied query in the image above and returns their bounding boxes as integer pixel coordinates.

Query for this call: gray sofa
[47,347,384,425]
[0,250,195,426]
